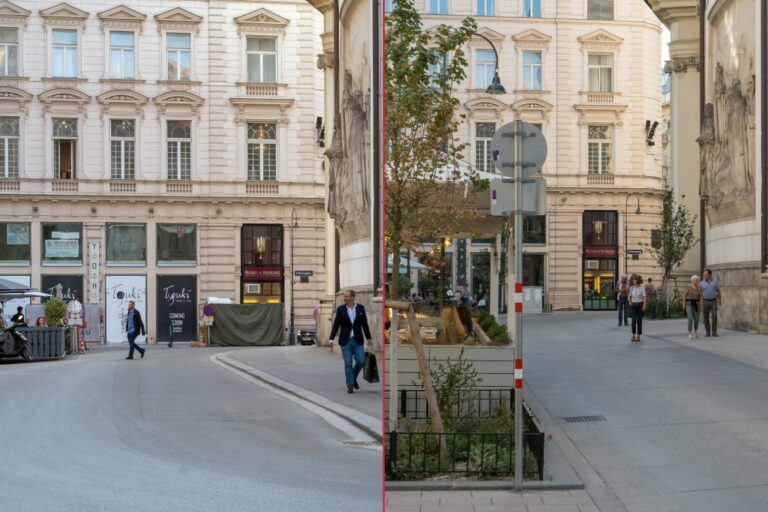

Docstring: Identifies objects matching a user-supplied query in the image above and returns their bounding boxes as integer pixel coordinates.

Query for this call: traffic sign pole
[513,120,524,491]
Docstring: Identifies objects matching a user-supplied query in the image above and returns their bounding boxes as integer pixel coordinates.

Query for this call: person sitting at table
[35,317,49,327]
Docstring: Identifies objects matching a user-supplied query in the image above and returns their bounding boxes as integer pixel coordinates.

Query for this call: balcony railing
[582,91,616,103]
[236,82,287,97]
[0,178,320,200]
[586,174,615,186]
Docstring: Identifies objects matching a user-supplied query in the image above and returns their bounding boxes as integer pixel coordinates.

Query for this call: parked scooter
[0,324,31,362]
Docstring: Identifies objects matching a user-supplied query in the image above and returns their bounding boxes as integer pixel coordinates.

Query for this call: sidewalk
[218,345,382,437]
[386,489,600,512]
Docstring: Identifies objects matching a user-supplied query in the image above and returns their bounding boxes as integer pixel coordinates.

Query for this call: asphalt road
[526,312,768,512]
[0,346,380,512]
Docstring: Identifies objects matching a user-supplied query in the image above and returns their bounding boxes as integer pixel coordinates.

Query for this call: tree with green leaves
[650,189,697,297]
[385,0,480,299]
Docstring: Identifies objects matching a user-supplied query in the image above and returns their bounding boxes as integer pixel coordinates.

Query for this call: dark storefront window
[106,223,146,265]
[471,252,490,302]
[582,211,618,310]
[241,224,283,304]
[42,222,82,265]
[0,222,30,264]
[523,215,546,244]
[523,254,545,287]
[157,224,196,265]
[583,210,617,246]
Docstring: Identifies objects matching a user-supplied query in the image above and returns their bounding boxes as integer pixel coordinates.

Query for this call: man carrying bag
[328,290,373,393]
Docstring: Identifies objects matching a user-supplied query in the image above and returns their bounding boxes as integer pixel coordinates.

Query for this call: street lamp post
[290,208,298,345]
[624,193,642,277]
[471,32,506,95]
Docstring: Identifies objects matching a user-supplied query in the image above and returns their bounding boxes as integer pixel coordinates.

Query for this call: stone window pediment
[465,97,507,117]
[470,27,505,46]
[154,7,202,31]
[39,87,90,105]
[154,90,204,117]
[578,29,623,51]
[98,89,148,118]
[98,5,146,30]
[512,29,552,51]
[235,8,289,34]
[0,85,32,115]
[229,97,294,124]
[511,98,553,116]
[40,3,88,26]
[0,1,30,26]
[573,103,627,126]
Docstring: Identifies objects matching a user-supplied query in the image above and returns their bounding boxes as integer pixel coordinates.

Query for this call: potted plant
[41,298,69,357]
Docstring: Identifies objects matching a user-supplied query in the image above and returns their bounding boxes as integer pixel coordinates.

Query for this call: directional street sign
[490,121,548,179]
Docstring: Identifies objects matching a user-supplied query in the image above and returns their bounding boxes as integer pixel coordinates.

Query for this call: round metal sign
[490,121,548,178]
[203,305,214,316]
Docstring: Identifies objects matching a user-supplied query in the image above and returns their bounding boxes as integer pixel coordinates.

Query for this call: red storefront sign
[243,266,283,282]
[584,246,617,258]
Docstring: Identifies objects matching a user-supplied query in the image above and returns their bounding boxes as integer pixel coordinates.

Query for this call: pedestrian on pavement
[328,289,372,393]
[645,278,658,302]
[125,300,146,360]
[616,275,629,326]
[10,306,27,326]
[700,269,722,337]
[628,274,647,342]
[684,275,703,339]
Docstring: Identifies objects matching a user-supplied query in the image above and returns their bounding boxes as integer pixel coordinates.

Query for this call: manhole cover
[563,415,606,423]
[341,440,379,447]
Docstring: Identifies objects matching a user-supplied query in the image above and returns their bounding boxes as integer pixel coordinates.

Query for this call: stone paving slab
[385,490,601,511]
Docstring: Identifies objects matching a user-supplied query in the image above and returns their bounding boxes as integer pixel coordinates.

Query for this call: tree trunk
[389,240,401,299]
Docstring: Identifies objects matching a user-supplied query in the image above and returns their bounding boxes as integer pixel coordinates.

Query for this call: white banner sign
[88,242,100,304]
[7,223,29,245]
[0,275,30,326]
[105,275,146,344]
[45,239,79,258]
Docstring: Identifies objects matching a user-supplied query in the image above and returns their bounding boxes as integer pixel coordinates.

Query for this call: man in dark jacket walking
[125,300,146,359]
[328,289,372,393]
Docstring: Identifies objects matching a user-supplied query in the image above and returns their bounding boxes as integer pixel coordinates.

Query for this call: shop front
[241,224,284,304]
[582,211,618,311]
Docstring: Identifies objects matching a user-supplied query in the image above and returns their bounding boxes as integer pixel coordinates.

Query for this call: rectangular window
[477,0,494,16]
[428,51,446,87]
[522,51,542,90]
[523,215,546,244]
[474,49,495,89]
[523,0,541,17]
[475,123,495,173]
[583,210,617,246]
[42,222,82,265]
[523,254,545,287]
[0,222,30,264]
[110,119,135,180]
[246,37,277,83]
[167,120,191,180]
[106,223,146,265]
[166,33,191,80]
[0,117,18,178]
[53,118,77,180]
[588,125,612,174]
[247,122,277,181]
[588,0,613,20]
[241,224,283,304]
[429,0,448,15]
[588,54,613,92]
[157,224,196,265]
[109,31,134,79]
[52,29,77,77]
[0,28,18,76]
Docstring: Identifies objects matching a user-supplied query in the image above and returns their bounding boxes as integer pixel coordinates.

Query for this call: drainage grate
[563,415,606,423]
[342,440,380,447]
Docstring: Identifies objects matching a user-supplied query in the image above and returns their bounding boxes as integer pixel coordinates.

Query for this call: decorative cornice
[0,85,31,104]
[663,55,699,73]
[229,97,295,124]
[464,97,507,113]
[154,90,204,107]
[470,27,505,45]
[39,2,88,26]
[97,89,148,106]
[573,102,628,126]
[511,98,554,115]
[305,0,333,15]
[0,1,30,22]
[97,5,146,31]
[154,7,202,32]
[645,0,699,26]
[512,29,552,51]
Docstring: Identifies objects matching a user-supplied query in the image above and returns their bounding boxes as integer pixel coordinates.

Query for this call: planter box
[1,327,68,360]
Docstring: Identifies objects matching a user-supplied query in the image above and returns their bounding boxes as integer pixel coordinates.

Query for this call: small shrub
[44,298,67,326]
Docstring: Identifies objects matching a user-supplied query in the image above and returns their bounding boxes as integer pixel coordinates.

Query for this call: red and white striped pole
[513,120,524,491]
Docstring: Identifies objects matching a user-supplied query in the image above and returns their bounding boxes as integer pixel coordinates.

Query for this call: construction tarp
[208,304,284,346]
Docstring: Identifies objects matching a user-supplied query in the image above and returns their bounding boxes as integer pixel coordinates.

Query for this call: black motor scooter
[0,324,31,362]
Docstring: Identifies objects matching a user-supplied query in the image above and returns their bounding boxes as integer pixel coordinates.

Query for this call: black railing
[387,430,544,480]
[386,388,545,480]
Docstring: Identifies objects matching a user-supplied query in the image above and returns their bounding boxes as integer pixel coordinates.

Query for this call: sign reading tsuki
[156,275,197,342]
[105,275,146,343]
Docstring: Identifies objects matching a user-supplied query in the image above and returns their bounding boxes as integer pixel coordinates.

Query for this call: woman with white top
[628,274,648,342]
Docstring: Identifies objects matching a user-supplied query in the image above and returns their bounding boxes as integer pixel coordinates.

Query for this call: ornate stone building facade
[647,0,767,333]
[414,0,665,312]
[0,0,327,342]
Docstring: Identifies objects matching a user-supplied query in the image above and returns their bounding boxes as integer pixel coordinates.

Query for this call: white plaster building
[0,0,327,342]
[410,0,665,312]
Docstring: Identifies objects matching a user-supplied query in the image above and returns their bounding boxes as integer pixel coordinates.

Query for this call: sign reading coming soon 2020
[156,275,197,342]
[105,275,146,344]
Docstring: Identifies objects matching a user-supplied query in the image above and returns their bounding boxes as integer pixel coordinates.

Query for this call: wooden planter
[16,327,68,359]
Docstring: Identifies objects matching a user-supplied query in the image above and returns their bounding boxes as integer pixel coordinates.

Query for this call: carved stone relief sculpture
[697,61,756,224]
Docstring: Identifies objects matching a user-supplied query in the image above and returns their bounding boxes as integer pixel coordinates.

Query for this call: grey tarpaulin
[208,304,284,346]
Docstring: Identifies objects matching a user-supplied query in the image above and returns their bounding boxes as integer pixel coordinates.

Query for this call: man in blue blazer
[328,289,373,393]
